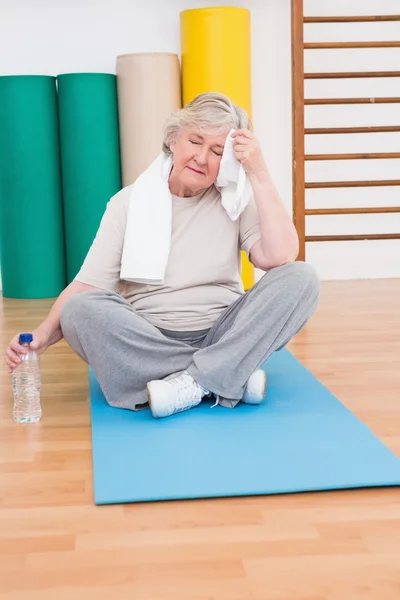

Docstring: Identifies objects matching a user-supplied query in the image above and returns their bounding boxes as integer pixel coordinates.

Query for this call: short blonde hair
[162,92,252,154]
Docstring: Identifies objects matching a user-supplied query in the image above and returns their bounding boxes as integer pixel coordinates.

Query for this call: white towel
[215,128,253,220]
[120,128,251,285]
[120,153,172,285]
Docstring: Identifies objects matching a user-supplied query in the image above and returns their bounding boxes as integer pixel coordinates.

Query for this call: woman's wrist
[35,322,63,346]
[247,167,271,184]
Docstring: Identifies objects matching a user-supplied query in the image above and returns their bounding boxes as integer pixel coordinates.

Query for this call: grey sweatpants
[60,261,320,410]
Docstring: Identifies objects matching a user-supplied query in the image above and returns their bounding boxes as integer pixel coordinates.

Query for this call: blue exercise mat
[89,349,400,504]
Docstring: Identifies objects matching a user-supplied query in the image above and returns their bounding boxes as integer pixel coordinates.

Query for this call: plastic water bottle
[12,333,42,424]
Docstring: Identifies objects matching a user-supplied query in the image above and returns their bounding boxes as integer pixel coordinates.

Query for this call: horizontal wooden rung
[305,126,400,134]
[305,97,400,105]
[305,152,400,160]
[305,71,400,79]
[306,180,400,189]
[304,16,400,23]
[306,207,400,215]
[306,234,400,242]
[304,41,400,49]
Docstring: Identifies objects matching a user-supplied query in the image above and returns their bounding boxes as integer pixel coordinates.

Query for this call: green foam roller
[57,73,122,283]
[0,75,66,298]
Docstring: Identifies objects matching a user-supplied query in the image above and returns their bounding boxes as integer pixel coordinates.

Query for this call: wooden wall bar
[291,0,400,258]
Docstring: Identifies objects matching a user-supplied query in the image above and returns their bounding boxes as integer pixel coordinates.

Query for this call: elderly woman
[5,92,319,418]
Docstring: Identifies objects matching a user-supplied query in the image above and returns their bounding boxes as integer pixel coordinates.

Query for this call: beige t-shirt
[75,184,262,331]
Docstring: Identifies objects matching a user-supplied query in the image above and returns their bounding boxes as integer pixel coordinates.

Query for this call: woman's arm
[5,280,103,372]
[6,187,129,373]
[233,129,299,270]
[247,169,299,270]
[36,280,104,346]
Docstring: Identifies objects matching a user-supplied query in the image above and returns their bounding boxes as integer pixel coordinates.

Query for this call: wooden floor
[0,279,399,600]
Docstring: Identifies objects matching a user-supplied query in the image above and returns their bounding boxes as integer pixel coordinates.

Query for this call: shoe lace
[168,372,206,409]
[211,395,221,408]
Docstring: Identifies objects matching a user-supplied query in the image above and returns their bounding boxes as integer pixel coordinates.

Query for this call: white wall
[0,0,398,289]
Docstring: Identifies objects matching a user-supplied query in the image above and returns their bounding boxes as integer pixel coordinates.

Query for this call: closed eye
[190,140,222,155]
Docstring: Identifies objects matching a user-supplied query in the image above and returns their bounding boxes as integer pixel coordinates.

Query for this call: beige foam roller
[116,53,181,186]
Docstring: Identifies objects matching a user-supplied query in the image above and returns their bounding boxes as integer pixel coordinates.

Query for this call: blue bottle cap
[19,333,33,343]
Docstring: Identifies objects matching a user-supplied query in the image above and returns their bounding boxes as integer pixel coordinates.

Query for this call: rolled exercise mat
[0,75,66,298]
[89,349,400,505]
[116,53,181,186]
[181,6,254,289]
[57,73,122,283]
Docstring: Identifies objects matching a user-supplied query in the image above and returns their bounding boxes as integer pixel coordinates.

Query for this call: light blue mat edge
[89,349,400,505]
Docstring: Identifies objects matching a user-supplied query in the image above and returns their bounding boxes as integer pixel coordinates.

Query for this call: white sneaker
[147,371,209,419]
[242,369,267,405]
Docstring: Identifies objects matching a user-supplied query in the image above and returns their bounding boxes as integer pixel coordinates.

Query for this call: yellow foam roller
[180,6,254,290]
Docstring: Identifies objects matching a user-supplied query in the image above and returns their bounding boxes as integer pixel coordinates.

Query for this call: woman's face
[168,125,230,197]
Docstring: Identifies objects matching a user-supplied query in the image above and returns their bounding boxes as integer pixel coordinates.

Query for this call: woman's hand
[232,129,267,176]
[5,327,51,374]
